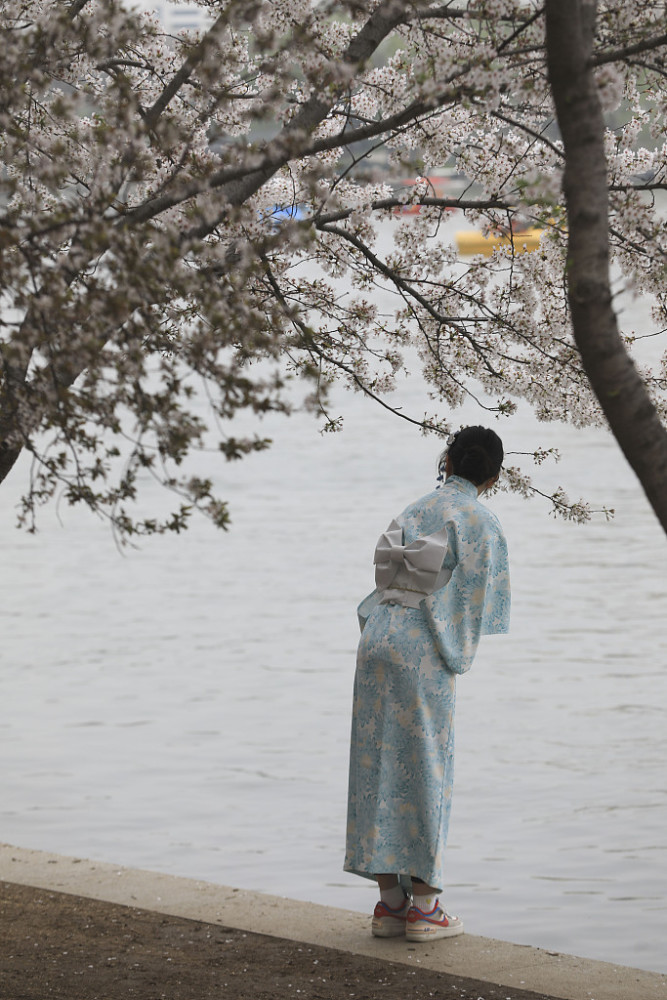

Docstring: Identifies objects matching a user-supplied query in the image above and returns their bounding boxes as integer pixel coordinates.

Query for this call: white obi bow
[373,519,449,595]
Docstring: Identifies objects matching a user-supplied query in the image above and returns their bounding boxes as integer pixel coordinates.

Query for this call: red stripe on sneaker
[407,906,449,925]
[374,901,408,918]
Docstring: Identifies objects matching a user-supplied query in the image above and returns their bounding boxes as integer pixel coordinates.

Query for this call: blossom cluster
[0,0,665,534]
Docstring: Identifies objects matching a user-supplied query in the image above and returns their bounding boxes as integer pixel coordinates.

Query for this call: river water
[1,218,666,975]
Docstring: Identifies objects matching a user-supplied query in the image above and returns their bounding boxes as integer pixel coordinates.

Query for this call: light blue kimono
[344,475,510,889]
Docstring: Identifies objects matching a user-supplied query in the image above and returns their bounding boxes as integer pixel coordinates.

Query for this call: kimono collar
[439,474,478,498]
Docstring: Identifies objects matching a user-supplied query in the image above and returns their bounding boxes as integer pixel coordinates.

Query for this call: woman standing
[344,426,510,942]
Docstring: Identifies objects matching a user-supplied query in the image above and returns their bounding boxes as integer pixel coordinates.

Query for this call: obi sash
[373,519,452,609]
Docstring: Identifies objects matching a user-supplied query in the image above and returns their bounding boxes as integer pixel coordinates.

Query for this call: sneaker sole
[371,920,407,938]
[405,922,464,941]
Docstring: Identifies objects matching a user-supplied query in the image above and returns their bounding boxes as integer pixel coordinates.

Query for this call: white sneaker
[371,897,411,937]
[405,902,464,941]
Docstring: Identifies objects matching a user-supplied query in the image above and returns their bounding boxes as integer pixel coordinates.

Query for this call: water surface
[1,221,666,975]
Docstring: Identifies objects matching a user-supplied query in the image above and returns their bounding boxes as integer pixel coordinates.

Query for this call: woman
[344,426,510,942]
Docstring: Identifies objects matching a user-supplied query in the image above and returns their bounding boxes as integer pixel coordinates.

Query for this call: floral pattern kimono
[344,475,510,889]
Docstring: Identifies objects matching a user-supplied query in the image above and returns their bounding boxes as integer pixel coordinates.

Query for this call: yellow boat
[456,226,543,256]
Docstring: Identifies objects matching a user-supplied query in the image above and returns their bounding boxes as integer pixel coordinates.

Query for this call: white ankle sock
[379,884,406,909]
[413,893,438,912]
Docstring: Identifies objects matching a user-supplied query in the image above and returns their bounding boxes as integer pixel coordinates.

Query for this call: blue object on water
[263,204,307,223]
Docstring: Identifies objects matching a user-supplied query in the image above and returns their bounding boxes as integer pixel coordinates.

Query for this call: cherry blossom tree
[1,0,665,538]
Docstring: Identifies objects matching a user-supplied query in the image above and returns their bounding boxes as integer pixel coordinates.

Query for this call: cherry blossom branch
[261,259,450,435]
[591,31,667,66]
[313,197,511,225]
[317,222,504,377]
[490,110,564,161]
[143,13,230,129]
[67,0,91,17]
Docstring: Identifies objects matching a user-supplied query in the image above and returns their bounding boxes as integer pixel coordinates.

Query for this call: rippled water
[1,220,666,974]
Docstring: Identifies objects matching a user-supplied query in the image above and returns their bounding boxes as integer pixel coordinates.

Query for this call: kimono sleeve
[357,588,381,632]
[421,516,510,674]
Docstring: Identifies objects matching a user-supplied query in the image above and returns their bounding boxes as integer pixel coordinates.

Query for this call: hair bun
[441,426,504,486]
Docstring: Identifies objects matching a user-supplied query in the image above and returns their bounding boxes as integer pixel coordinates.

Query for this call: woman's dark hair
[441,426,504,486]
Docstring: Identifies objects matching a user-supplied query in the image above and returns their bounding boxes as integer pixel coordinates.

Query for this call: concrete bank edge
[0,844,663,1000]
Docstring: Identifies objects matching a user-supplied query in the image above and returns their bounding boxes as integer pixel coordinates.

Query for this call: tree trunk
[545,0,667,534]
[0,443,21,485]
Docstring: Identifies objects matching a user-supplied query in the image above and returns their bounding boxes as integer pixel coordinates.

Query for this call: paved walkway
[1,844,664,1000]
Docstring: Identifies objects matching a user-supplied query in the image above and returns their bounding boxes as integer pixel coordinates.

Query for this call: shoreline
[1,843,664,1000]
